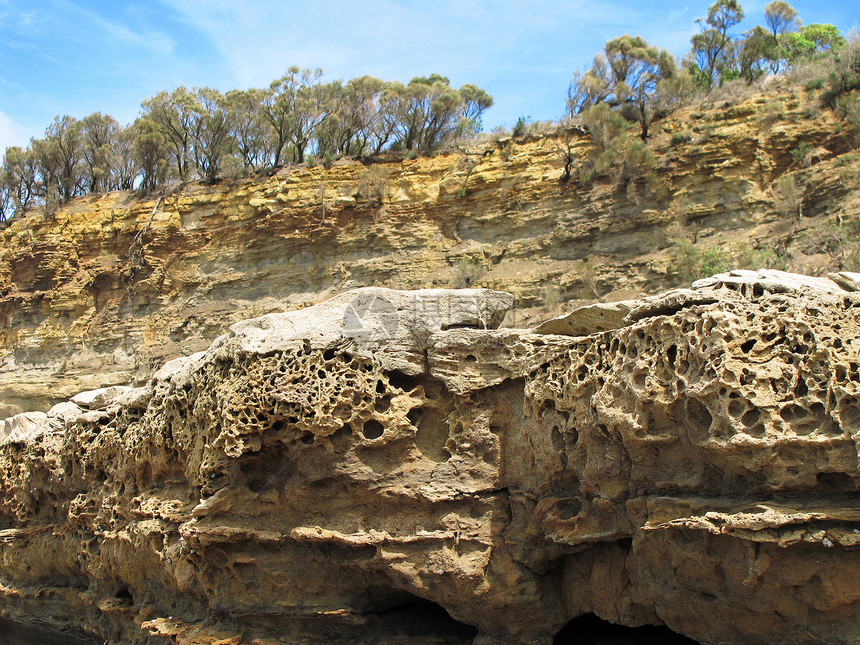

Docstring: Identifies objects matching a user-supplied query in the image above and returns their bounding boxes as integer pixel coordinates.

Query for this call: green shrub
[671,131,693,146]
[356,165,390,206]
[791,142,813,167]
[696,124,715,143]
[822,37,860,107]
[671,238,729,283]
[580,103,630,155]
[834,152,857,167]
[734,243,789,271]
[512,116,530,138]
[541,284,562,312]
[451,257,484,288]
[775,174,804,219]
[837,93,860,147]
[760,101,785,128]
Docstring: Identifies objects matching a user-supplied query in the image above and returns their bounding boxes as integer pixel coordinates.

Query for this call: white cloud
[0,112,32,154]
[58,0,176,56]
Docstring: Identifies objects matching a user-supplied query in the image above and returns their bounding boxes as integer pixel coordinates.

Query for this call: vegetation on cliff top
[0,73,492,218]
[0,0,855,225]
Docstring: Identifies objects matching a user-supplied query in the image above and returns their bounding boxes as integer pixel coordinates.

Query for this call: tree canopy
[0,69,492,219]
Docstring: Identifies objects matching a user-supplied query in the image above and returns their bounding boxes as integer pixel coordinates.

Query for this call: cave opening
[553,613,699,645]
[365,588,478,642]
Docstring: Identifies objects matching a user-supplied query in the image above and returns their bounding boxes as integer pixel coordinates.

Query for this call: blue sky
[0,0,856,153]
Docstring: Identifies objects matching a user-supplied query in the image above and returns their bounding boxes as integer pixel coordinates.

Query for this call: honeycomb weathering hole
[816,471,855,490]
[362,419,385,440]
[385,370,420,392]
[685,398,712,443]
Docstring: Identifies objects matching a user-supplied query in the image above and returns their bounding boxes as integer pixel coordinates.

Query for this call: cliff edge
[1,89,858,417]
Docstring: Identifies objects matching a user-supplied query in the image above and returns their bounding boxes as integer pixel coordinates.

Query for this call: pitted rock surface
[0,276,859,644]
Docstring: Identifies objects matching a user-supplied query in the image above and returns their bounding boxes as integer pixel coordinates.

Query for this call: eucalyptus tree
[385,75,492,151]
[457,83,494,135]
[738,26,778,82]
[110,126,139,190]
[261,67,326,167]
[690,0,745,88]
[1,146,39,213]
[568,35,680,139]
[132,118,170,194]
[224,87,270,171]
[764,1,799,72]
[189,87,234,182]
[80,112,120,193]
[372,85,404,154]
[316,75,386,158]
[784,23,846,64]
[604,35,678,138]
[290,77,333,163]
[140,88,198,181]
[33,115,85,204]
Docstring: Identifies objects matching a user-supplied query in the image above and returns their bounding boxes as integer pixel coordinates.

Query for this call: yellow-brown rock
[1,89,858,417]
[0,272,858,644]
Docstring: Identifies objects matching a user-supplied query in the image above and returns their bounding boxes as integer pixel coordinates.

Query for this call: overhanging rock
[0,276,858,644]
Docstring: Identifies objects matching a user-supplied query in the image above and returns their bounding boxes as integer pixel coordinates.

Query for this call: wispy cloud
[0,111,33,152]
[56,0,176,56]
[0,0,855,144]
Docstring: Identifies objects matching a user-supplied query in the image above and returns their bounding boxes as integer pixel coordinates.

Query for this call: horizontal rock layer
[1,90,856,416]
[0,273,858,644]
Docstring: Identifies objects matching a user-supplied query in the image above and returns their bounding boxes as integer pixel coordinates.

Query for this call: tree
[784,24,846,64]
[1,146,39,213]
[567,55,614,116]
[385,75,492,151]
[140,88,198,181]
[189,87,234,183]
[764,1,799,73]
[0,182,10,221]
[765,1,798,38]
[606,35,679,138]
[33,115,85,204]
[370,84,402,155]
[821,35,860,107]
[568,35,681,139]
[317,76,389,158]
[110,126,138,191]
[739,26,778,83]
[261,67,326,167]
[132,118,170,194]
[290,77,332,163]
[690,0,745,88]
[80,113,120,193]
[457,83,494,136]
[224,88,270,171]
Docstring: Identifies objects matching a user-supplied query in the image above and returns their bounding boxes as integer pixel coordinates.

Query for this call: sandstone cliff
[0,271,858,644]
[1,88,858,416]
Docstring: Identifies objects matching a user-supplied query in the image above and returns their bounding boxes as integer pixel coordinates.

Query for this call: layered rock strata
[1,271,859,644]
[1,90,855,417]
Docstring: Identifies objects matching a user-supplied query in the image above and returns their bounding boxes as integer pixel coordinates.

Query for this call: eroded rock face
[1,91,856,418]
[0,275,858,644]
